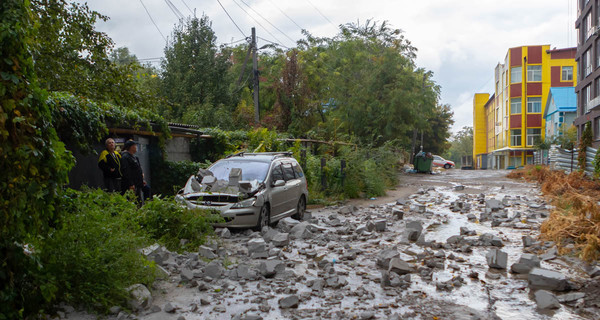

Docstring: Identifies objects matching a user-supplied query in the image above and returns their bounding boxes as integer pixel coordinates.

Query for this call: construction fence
[537,145,598,175]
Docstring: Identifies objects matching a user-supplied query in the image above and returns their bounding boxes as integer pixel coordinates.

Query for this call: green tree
[1,1,74,317]
[422,104,454,155]
[444,126,473,163]
[161,15,234,124]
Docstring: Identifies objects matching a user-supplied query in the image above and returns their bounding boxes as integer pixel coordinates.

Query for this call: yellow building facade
[473,45,577,169]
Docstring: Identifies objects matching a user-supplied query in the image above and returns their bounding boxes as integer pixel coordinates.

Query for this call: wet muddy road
[84,169,600,320]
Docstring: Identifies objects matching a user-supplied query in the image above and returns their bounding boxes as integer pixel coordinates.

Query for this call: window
[584,49,593,77]
[510,156,521,167]
[527,97,542,113]
[510,98,522,114]
[271,165,284,182]
[511,67,522,83]
[292,163,304,178]
[585,13,594,40]
[583,85,592,113]
[526,128,541,145]
[527,65,542,82]
[562,66,573,81]
[511,129,522,146]
[597,40,600,68]
[282,163,295,181]
[595,117,600,140]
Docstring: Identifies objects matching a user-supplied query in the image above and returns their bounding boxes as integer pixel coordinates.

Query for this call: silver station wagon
[176,152,309,229]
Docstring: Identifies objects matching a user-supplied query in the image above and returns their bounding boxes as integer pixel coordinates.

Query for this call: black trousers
[103,177,121,192]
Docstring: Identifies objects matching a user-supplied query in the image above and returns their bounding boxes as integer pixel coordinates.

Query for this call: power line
[267,0,304,31]
[304,0,336,29]
[257,36,289,49]
[180,0,194,15]
[239,0,296,45]
[230,0,284,46]
[164,0,184,20]
[216,0,247,38]
[138,0,167,43]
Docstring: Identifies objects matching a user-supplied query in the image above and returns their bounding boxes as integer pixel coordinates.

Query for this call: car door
[268,163,288,220]
[281,162,301,215]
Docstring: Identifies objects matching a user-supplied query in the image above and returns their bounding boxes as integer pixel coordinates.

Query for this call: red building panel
[510,115,522,128]
[510,47,522,67]
[528,46,542,64]
[510,83,522,97]
[550,66,573,87]
[527,83,542,95]
[527,114,542,126]
[549,48,577,59]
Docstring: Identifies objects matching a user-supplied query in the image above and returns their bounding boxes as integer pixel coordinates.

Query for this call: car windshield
[209,160,270,183]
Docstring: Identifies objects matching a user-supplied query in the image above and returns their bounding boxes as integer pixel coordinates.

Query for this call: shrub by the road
[39,188,157,313]
[138,196,222,252]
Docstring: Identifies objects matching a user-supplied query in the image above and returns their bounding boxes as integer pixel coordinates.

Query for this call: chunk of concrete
[289,222,312,240]
[557,292,585,303]
[485,199,503,212]
[405,221,423,242]
[534,290,560,309]
[259,259,285,278]
[374,219,387,232]
[204,261,223,279]
[198,245,217,259]
[126,284,152,311]
[338,205,357,214]
[522,235,534,247]
[528,268,569,291]
[278,217,300,232]
[510,254,541,274]
[392,209,404,220]
[388,258,415,275]
[278,295,299,309]
[215,228,231,239]
[271,232,289,247]
[486,249,508,269]
[247,238,267,258]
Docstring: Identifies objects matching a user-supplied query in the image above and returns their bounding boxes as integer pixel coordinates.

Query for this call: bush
[150,156,211,196]
[38,188,156,313]
[138,196,222,252]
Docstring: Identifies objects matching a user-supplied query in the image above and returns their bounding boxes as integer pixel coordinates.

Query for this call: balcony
[588,96,600,113]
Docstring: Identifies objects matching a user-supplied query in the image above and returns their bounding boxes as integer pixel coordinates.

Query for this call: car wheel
[292,195,306,220]
[444,163,451,169]
[255,204,270,231]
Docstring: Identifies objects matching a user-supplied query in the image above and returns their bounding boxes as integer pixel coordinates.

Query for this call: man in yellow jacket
[98,138,122,192]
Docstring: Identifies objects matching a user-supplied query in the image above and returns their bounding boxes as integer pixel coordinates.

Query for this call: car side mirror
[272,180,285,187]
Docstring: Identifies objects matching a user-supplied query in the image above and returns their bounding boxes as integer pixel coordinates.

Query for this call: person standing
[97,138,122,192]
[120,140,150,205]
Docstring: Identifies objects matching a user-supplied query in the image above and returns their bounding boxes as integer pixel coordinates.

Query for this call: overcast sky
[88,0,578,133]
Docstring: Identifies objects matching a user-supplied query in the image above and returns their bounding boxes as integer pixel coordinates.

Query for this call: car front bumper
[176,195,261,228]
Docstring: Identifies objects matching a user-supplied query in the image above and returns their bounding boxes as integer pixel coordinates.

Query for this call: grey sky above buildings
[88,0,578,134]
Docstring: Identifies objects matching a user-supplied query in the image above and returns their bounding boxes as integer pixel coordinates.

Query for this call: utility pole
[252,27,260,124]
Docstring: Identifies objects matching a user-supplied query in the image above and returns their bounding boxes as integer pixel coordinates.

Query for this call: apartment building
[473,45,577,169]
[574,0,600,147]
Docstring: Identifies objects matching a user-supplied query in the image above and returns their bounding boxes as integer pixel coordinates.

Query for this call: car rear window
[282,163,295,180]
[292,163,304,177]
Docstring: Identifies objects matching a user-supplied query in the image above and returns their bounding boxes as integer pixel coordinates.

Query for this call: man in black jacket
[97,138,121,192]
[120,140,150,204]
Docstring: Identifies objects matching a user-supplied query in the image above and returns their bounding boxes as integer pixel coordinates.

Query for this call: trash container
[414,152,433,173]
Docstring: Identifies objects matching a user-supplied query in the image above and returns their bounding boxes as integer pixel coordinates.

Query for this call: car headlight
[231,198,256,209]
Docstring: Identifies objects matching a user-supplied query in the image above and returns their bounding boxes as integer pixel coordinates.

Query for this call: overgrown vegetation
[578,122,593,171]
[138,196,221,252]
[41,189,157,313]
[507,166,600,261]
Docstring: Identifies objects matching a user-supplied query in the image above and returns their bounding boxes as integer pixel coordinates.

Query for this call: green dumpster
[414,152,433,173]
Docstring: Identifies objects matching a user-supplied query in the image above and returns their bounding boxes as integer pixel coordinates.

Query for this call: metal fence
[546,145,598,175]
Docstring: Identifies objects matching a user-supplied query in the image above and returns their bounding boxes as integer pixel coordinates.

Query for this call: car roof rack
[225,151,293,159]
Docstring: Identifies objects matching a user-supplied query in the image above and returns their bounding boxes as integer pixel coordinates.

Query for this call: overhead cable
[257,36,289,49]
[138,0,167,43]
[164,0,184,20]
[230,0,284,46]
[216,0,247,38]
[180,0,194,15]
[267,0,304,31]
[239,0,296,44]
[304,0,336,29]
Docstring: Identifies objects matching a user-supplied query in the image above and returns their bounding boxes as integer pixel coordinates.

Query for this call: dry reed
[508,165,600,261]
